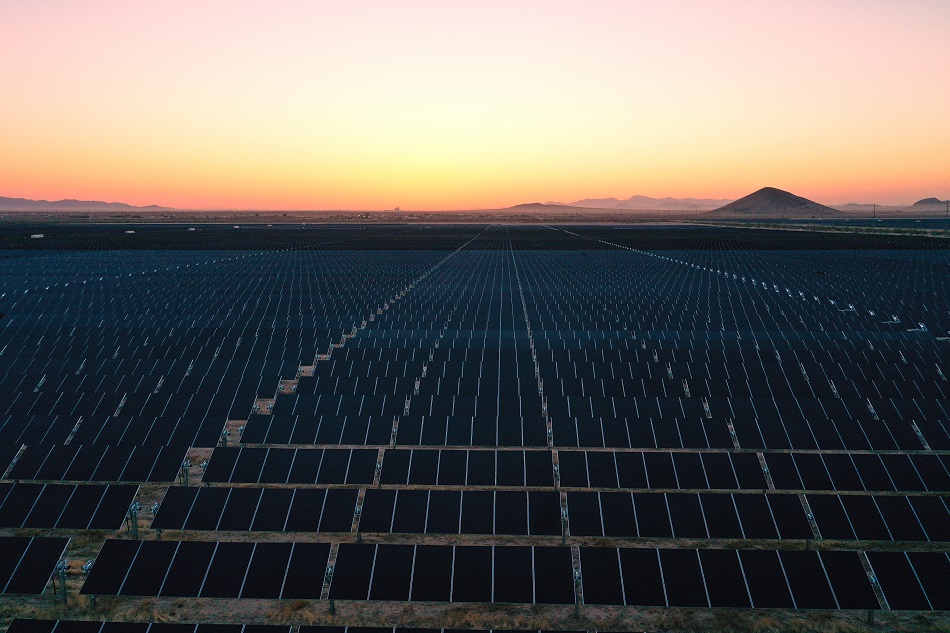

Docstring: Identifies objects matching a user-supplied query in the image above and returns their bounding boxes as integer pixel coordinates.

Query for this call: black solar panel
[0,536,69,594]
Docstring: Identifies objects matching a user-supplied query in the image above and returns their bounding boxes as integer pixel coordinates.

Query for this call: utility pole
[872,203,876,219]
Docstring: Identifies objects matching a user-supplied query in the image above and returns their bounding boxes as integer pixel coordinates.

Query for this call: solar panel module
[0,223,948,631]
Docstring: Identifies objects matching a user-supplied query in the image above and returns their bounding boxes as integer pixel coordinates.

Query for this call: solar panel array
[1,223,948,629]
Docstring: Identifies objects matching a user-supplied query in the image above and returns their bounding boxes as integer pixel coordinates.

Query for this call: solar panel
[0,536,69,594]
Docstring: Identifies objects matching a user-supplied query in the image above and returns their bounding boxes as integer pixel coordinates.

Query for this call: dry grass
[5,593,950,633]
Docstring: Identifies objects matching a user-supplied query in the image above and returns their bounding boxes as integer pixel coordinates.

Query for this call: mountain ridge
[0,196,171,211]
[546,195,733,210]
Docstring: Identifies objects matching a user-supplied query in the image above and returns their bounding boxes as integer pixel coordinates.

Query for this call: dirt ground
[3,592,950,632]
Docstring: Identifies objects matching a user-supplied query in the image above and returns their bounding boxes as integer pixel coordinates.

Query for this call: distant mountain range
[0,196,171,211]
[546,195,734,210]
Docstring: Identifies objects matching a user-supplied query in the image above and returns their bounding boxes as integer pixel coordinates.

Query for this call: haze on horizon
[1,0,948,211]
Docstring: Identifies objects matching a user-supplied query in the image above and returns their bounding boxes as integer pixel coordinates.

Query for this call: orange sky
[1,0,948,209]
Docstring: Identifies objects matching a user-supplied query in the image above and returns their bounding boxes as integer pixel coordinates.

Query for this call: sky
[1,0,948,210]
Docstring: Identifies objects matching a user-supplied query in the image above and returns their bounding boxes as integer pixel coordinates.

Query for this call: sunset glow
[2,0,948,209]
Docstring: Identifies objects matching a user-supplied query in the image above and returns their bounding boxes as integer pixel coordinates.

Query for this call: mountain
[705,187,842,218]
[548,195,733,210]
[912,197,948,206]
[0,196,171,211]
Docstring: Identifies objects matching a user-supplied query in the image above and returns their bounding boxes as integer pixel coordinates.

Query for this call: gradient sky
[1,0,949,209]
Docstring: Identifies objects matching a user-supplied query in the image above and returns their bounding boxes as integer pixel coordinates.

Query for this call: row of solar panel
[307,342,942,366]
[325,321,897,338]
[3,308,932,360]
[0,537,69,594]
[530,358,946,390]
[265,393,949,449]
[406,357,931,385]
[268,393,543,418]
[80,540,577,604]
[3,369,278,401]
[151,487,563,535]
[6,331,356,352]
[565,491,950,542]
[202,447,379,485]
[729,410,950,453]
[807,494,950,542]
[204,446,771,490]
[760,451,949,492]
[578,547,888,610]
[0,414,237,450]
[239,410,950,455]
[290,370,948,401]
[152,487,359,532]
[80,539,319,599]
[543,396,945,434]
[538,356,942,383]
[0,354,290,377]
[12,335,929,368]
[1,334,349,360]
[2,314,933,352]
[242,414,550,447]
[301,347,939,375]
[335,333,937,350]
[149,484,950,542]
[5,391,945,453]
[6,354,944,418]
[7,443,185,482]
[4,358,293,395]
[0,483,137,529]
[270,391,946,426]
[3,385,258,423]
[77,538,950,610]
[212,444,950,493]
[558,449,949,493]
[552,413,943,453]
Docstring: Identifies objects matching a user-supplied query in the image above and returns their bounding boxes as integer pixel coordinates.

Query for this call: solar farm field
[0,223,948,632]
